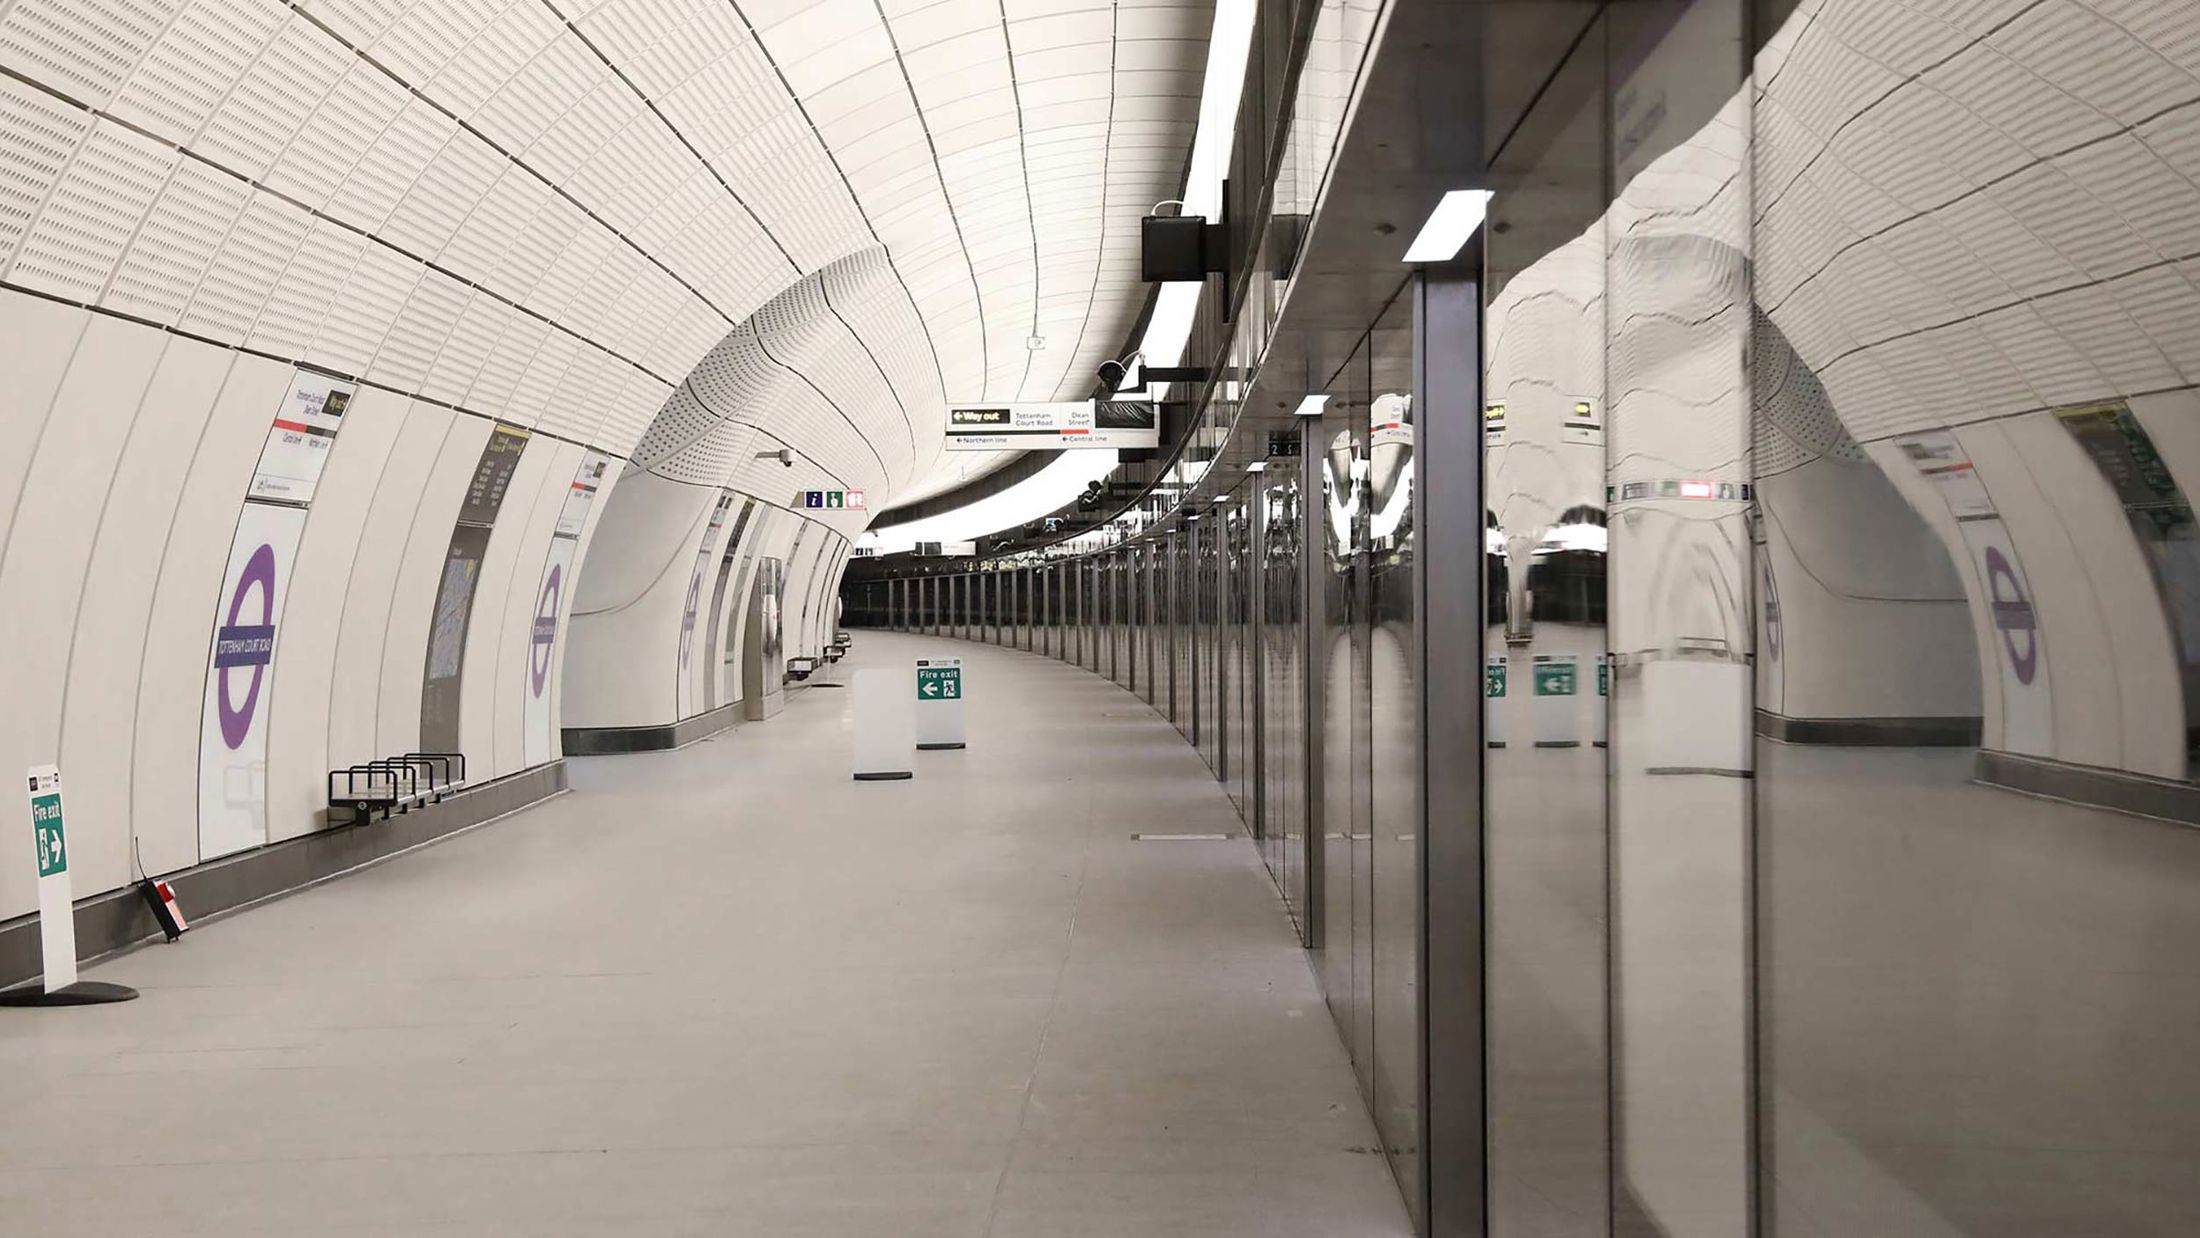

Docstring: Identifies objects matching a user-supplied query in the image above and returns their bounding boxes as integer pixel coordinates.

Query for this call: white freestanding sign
[25,765,76,992]
[915,657,966,750]
[852,668,915,780]
[1532,654,1581,748]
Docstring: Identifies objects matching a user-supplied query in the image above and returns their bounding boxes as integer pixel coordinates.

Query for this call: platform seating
[328,752,466,825]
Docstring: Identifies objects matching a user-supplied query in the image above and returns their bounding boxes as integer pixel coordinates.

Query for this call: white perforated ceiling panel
[0,0,1213,514]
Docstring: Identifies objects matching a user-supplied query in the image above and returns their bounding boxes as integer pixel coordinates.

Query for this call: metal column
[1250,484,1267,839]
[1417,253,1487,1238]
[1187,516,1200,748]
[1301,415,1325,949]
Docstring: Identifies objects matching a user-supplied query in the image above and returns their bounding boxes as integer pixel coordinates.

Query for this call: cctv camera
[777,448,794,468]
[1098,359,1127,392]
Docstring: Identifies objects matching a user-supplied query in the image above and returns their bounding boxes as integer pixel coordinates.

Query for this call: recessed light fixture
[1403,189,1495,263]
[1293,394,1330,417]
[1245,461,1268,473]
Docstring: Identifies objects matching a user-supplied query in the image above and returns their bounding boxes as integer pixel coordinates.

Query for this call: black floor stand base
[853,771,914,781]
[0,980,140,1006]
[917,742,966,750]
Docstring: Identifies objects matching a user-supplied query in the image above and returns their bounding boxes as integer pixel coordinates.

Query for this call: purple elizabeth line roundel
[531,564,563,698]
[1983,545,2039,686]
[213,543,279,749]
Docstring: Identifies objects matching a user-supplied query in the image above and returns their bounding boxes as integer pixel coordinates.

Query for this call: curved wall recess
[562,253,903,735]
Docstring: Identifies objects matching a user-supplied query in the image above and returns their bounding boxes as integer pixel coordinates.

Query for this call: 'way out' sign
[25,765,76,992]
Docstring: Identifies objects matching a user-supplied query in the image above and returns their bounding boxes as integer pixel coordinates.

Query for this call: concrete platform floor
[0,631,1413,1236]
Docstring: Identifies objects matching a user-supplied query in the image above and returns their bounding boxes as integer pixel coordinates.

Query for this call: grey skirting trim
[1976,749,2200,828]
[1756,710,1982,747]
[562,701,740,754]
[1,760,569,990]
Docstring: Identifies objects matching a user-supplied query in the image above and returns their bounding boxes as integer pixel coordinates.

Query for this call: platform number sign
[918,665,962,700]
[29,775,65,878]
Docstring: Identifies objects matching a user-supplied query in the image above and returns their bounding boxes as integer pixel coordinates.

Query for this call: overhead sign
[802,490,866,510]
[25,765,75,992]
[248,370,354,504]
[945,400,1158,451]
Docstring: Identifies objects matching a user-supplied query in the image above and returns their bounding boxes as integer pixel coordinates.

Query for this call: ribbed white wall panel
[57,333,233,912]
[0,0,1215,927]
[327,397,450,788]
[373,407,484,754]
[264,385,414,845]
[0,316,164,919]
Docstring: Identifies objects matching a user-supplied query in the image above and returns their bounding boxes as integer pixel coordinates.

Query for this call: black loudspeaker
[1141,214,1209,282]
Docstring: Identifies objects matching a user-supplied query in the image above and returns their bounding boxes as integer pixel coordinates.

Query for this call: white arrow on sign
[923,680,940,697]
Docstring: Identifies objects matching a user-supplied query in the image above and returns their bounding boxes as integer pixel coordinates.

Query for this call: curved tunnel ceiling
[0,0,1214,509]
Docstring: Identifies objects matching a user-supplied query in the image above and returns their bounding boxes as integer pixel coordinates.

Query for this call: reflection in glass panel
[1750,0,2200,1232]
[1606,0,1752,1230]
[1366,291,1421,1221]
[1482,9,1611,1235]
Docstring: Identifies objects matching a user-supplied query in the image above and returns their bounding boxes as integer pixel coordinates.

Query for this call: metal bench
[786,656,819,682]
[328,752,466,825]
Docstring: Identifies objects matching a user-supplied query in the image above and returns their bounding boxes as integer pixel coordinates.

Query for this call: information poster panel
[247,371,355,504]
[2056,400,2200,774]
[422,424,532,754]
[198,502,307,859]
[523,451,613,767]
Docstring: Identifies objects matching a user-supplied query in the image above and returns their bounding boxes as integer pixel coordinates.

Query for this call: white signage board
[1895,430,1997,518]
[852,668,916,780]
[1532,654,1580,747]
[199,502,306,860]
[915,657,966,750]
[247,371,356,504]
[554,451,614,537]
[945,400,1158,451]
[25,765,75,992]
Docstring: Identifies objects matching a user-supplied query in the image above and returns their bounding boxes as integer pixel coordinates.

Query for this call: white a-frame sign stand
[1,766,138,1006]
